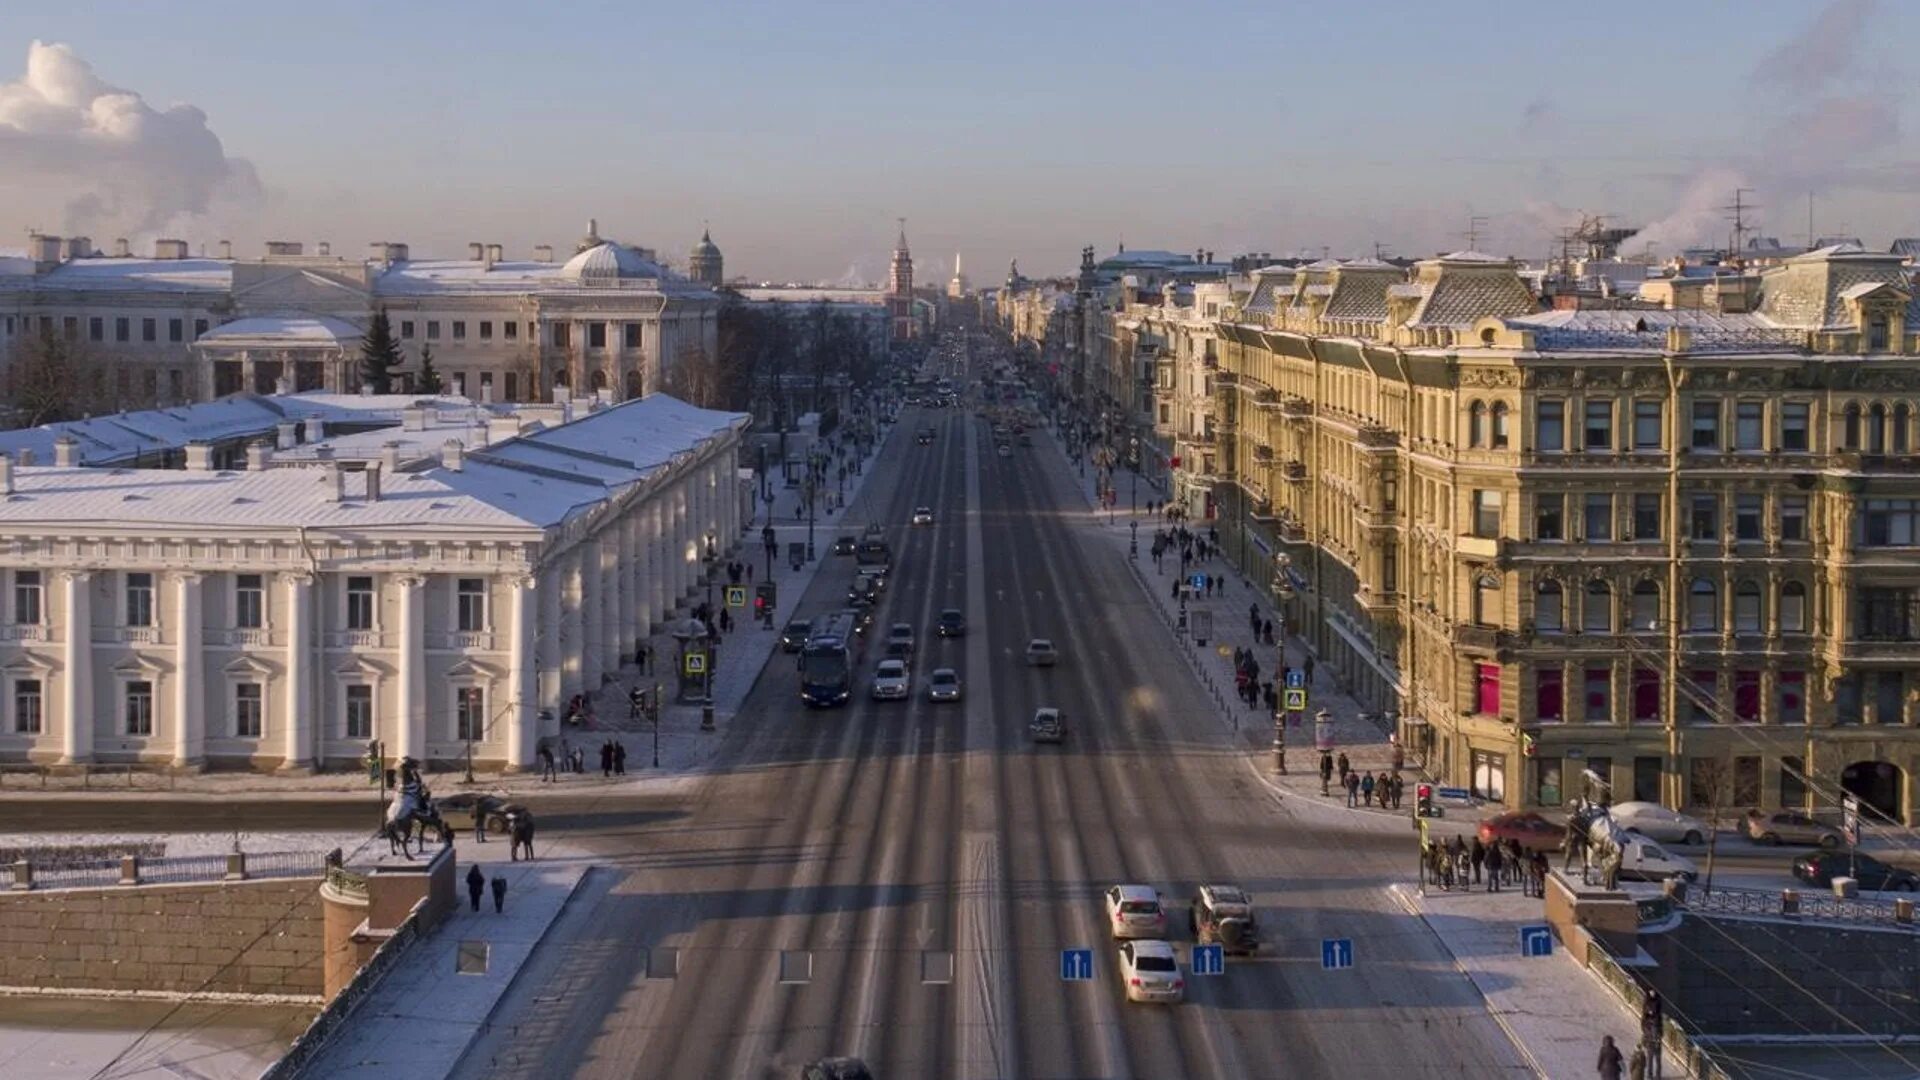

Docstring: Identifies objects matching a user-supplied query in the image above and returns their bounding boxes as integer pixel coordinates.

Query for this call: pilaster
[395,574,426,763]
[58,570,92,765]
[507,575,537,769]
[581,538,603,689]
[280,572,313,772]
[172,572,204,768]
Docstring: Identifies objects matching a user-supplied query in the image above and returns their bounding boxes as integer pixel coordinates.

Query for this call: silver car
[1607,801,1710,845]
[928,668,962,702]
[870,659,910,701]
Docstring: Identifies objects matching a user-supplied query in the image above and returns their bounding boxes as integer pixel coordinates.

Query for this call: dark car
[800,1058,873,1080]
[1189,884,1260,955]
[937,608,967,637]
[1793,852,1919,892]
[832,535,856,556]
[779,619,813,653]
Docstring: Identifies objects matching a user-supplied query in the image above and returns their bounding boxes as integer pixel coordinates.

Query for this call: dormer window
[1869,315,1889,351]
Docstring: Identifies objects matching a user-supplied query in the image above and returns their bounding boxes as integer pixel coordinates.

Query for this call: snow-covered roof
[17,257,232,293]
[735,287,887,305]
[196,315,363,345]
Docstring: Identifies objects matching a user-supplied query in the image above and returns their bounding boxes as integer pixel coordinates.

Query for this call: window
[1780,752,1807,805]
[14,570,41,625]
[345,684,373,739]
[1687,671,1718,725]
[115,317,130,342]
[452,320,466,340]
[1779,674,1806,724]
[1583,399,1612,450]
[479,320,493,341]
[14,678,42,734]
[1535,493,1563,541]
[1632,493,1661,541]
[505,372,518,401]
[125,680,154,735]
[552,323,569,348]
[425,320,441,340]
[346,576,375,631]
[1855,587,1920,641]
[1583,493,1612,541]
[1688,579,1718,631]
[1382,478,1398,513]
[1632,669,1661,723]
[141,317,156,343]
[1734,402,1763,450]
[457,686,485,740]
[1869,404,1888,453]
[1537,668,1564,722]
[194,318,208,338]
[503,321,518,341]
[1780,496,1807,542]
[1780,581,1807,633]
[1734,677,1761,726]
[1536,399,1564,451]
[1735,494,1762,541]
[1844,404,1861,449]
[234,682,263,738]
[168,318,183,343]
[1633,400,1662,450]
[125,572,154,627]
[1860,498,1920,547]
[1585,667,1611,723]
[452,372,467,398]
[401,320,415,339]
[1734,582,1762,633]
[1535,581,1563,633]
[1630,581,1660,631]
[624,323,643,349]
[1781,402,1809,450]
[1381,548,1397,594]
[1475,663,1501,715]
[1583,580,1612,633]
[1690,399,1720,450]
[1472,490,1502,539]
[1468,401,1487,448]
[1491,403,1510,448]
[234,574,264,629]
[1473,574,1501,627]
[88,316,104,342]
[63,316,77,338]
[1690,494,1719,539]
[589,322,607,349]
[457,578,487,632]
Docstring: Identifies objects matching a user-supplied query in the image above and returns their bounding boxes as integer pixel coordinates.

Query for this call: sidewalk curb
[1387,883,1549,1079]
[443,862,600,1077]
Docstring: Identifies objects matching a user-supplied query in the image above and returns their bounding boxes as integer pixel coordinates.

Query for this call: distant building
[687,228,725,288]
[947,252,970,299]
[887,222,917,344]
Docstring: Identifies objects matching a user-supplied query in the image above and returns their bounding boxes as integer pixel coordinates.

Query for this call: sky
[1,0,1917,284]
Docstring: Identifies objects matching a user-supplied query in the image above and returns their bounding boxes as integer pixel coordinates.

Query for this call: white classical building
[0,220,720,409]
[0,390,747,772]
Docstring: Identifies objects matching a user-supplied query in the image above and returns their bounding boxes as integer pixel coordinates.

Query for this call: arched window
[1536,580,1563,633]
[1688,578,1719,631]
[1734,581,1763,633]
[1869,403,1887,453]
[1469,401,1487,448]
[1583,580,1613,633]
[589,369,608,392]
[1492,403,1511,449]
[1895,404,1911,454]
[1845,403,1862,450]
[1780,581,1807,633]
[1630,580,1661,631]
[1474,573,1501,627]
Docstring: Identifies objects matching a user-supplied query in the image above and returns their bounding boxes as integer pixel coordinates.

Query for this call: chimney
[17,449,33,466]
[184,442,215,471]
[389,242,409,262]
[370,240,391,266]
[0,454,12,496]
[441,439,465,472]
[364,462,382,502]
[317,241,331,257]
[303,417,325,442]
[266,240,303,257]
[402,406,427,432]
[113,238,130,258]
[381,440,403,475]
[153,239,189,260]
[484,243,503,268]
[217,239,232,260]
[534,244,554,263]
[276,421,298,450]
[28,233,62,265]
[245,440,271,471]
[468,242,484,260]
[66,236,92,260]
[322,461,342,503]
[53,435,80,468]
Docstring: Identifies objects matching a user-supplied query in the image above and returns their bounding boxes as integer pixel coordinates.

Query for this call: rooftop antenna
[1464,214,1489,252]
[1722,188,1757,255]
[1372,241,1392,261]
[1805,192,1814,252]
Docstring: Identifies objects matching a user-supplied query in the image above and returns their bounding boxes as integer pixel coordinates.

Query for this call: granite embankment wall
[0,878,325,998]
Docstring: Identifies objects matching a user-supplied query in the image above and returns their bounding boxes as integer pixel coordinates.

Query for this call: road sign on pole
[1284,688,1308,712]
[726,586,747,608]
[1059,948,1094,981]
[1321,939,1354,970]
[1191,944,1225,976]
[1519,924,1554,957]
[684,651,708,676]
[1285,669,1305,690]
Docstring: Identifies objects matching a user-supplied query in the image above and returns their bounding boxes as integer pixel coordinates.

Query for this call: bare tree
[3,329,107,428]
[1689,757,1733,895]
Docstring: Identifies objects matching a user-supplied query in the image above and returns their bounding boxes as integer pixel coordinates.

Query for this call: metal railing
[1679,885,1918,929]
[15,849,325,891]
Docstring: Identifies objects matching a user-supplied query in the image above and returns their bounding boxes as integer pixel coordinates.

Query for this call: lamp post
[805,448,818,561]
[703,531,718,615]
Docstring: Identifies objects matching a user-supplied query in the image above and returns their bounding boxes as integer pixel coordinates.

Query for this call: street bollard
[11,860,32,891]
[225,852,248,881]
[1897,899,1914,924]
[1780,888,1799,916]
[701,704,716,731]
[120,855,139,886]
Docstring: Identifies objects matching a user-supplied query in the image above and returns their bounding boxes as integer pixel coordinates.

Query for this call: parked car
[780,619,813,653]
[1478,811,1567,854]
[937,608,967,637]
[1188,885,1259,955]
[1030,707,1065,744]
[1793,851,1919,891]
[1746,810,1844,848]
[1117,939,1184,1004]
[928,668,962,702]
[1607,801,1710,845]
[871,659,910,701]
[1104,884,1167,940]
[1025,638,1058,666]
[1588,824,1698,882]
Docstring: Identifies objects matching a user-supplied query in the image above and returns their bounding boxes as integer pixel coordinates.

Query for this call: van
[1587,819,1698,882]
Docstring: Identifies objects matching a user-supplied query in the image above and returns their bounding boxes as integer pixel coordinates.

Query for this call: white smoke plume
[0,40,262,240]
[1615,167,1749,259]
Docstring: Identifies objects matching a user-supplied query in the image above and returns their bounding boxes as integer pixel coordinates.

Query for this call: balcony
[1251,387,1282,409]
[1356,424,1400,449]
[1278,519,1308,544]
[325,630,393,649]
[1280,397,1313,418]
[1252,444,1275,465]
[0,624,47,643]
[204,628,286,647]
[92,626,164,645]
[1282,460,1307,482]
[1213,370,1240,388]
[1453,625,1511,652]
[1835,639,1920,663]
[430,631,498,651]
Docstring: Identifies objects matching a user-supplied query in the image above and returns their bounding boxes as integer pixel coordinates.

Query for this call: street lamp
[703,531,718,615]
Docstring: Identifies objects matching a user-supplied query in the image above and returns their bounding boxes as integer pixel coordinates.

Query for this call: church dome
[690,228,721,260]
[562,241,664,282]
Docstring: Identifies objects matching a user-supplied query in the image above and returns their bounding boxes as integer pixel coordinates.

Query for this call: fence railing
[9,849,325,891]
[1586,937,1732,1080]
[261,902,426,1080]
[1679,884,1918,929]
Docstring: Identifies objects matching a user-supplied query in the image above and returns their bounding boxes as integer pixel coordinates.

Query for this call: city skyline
[2,0,1917,282]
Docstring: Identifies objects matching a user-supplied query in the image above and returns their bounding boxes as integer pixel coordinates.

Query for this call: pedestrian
[1641,991,1664,1079]
[490,874,508,914]
[539,744,557,782]
[1391,774,1404,810]
[600,740,614,777]
[1249,603,1261,633]
[1360,772,1375,807]
[1628,1045,1647,1080]
[509,813,536,862]
[1508,839,1526,885]
[1485,841,1504,892]
[1597,1034,1625,1080]
[1171,576,1181,601]
[1304,656,1315,685]
[1318,753,1333,795]
[1470,836,1486,884]
[572,747,585,773]
[472,800,489,844]
[613,740,627,776]
[745,563,753,583]
[465,864,485,912]
[1345,770,1361,807]
[1262,618,1274,645]
[1336,752,1351,785]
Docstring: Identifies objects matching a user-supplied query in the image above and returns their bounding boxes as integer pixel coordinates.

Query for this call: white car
[870,659,910,701]
[1025,638,1058,666]
[911,506,934,525]
[1607,801,1710,846]
[1117,939,1184,1004]
[928,668,962,702]
[1104,884,1167,940]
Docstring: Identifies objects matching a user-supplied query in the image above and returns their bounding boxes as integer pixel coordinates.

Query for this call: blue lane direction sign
[1191,944,1225,976]
[1285,669,1305,690]
[1060,948,1094,981]
[1519,924,1554,957]
[1436,786,1471,801]
[1321,938,1354,971]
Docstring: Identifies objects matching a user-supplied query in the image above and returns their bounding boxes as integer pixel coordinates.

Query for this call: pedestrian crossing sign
[684,651,708,675]
[726,586,748,608]
[1285,669,1305,690]
[1284,688,1307,712]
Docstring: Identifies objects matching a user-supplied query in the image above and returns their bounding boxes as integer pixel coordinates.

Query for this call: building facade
[0,392,747,772]
[888,223,917,345]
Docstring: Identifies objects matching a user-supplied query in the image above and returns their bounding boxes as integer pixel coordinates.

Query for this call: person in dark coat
[1470,836,1487,884]
[1628,1044,1647,1080]
[1336,752,1351,785]
[539,745,557,782]
[1319,753,1334,796]
[1360,772,1376,807]
[1485,841,1505,892]
[465,864,485,912]
[1597,1034,1624,1080]
[490,874,508,914]
[471,800,489,844]
[1345,770,1361,807]
[613,741,627,776]
[600,740,614,777]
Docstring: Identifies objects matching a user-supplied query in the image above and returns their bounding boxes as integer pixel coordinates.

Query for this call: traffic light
[1520,732,1538,758]
[755,581,777,613]
[1416,783,1436,818]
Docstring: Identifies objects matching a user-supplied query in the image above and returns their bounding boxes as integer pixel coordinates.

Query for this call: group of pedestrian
[1246,605,1276,648]
[537,738,587,782]
[1341,764,1404,810]
[1232,647,1271,711]
[465,864,509,914]
[598,739,628,776]
[1424,832,1551,896]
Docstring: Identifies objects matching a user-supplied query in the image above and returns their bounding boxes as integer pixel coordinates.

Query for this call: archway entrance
[589,369,607,393]
[1842,760,1904,823]
[625,369,643,401]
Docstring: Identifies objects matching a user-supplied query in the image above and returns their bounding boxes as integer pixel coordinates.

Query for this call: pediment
[446,657,503,681]
[232,268,371,308]
[333,655,392,678]
[1,653,56,675]
[112,654,169,675]
[223,654,280,676]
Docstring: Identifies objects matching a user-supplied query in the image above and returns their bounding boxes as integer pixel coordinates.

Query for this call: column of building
[581,539,603,690]
[59,570,92,765]
[538,561,563,728]
[649,497,667,622]
[281,572,312,771]
[507,574,537,769]
[395,574,425,762]
[172,572,204,768]
[622,511,645,653]
[600,532,622,677]
[674,482,691,606]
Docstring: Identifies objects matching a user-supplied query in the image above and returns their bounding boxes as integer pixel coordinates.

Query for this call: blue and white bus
[798,610,862,707]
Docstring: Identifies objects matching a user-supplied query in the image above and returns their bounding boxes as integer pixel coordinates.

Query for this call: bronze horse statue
[381,759,452,859]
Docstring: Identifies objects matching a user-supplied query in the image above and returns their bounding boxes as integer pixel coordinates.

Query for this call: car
[779,619,813,653]
[1025,638,1058,666]
[1188,885,1260,955]
[832,535,856,556]
[928,668,962,702]
[916,430,934,445]
[1105,884,1167,940]
[1745,809,1844,848]
[887,622,915,654]
[1117,938,1184,1004]
[842,606,874,636]
[870,659,910,700]
[884,640,913,664]
[1588,824,1698,882]
[800,1058,873,1080]
[997,444,1012,457]
[937,608,967,637]
[1478,811,1567,854]
[911,506,934,525]
[1793,851,1919,892]
[1607,801,1710,846]
[1030,706,1065,744]
[848,575,879,605]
